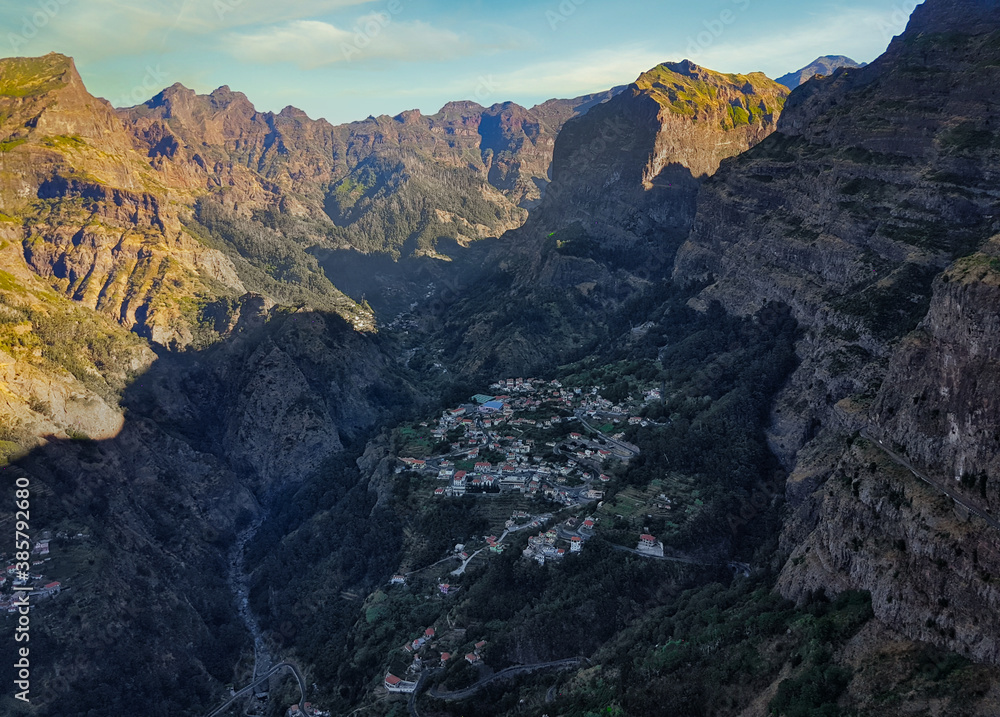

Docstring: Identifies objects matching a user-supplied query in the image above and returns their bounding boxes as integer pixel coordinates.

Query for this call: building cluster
[384,624,490,694]
[1,536,61,612]
[522,515,597,565]
[399,377,643,510]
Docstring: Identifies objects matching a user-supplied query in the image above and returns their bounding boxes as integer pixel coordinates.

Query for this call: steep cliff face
[777,431,1000,665]
[0,54,263,346]
[673,0,1000,462]
[0,237,151,449]
[535,60,787,250]
[873,238,1000,512]
[118,84,620,260]
[435,61,787,377]
[668,0,1000,668]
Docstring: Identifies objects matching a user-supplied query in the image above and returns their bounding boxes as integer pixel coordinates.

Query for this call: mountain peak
[905,0,1000,35]
[393,108,423,124]
[278,105,310,120]
[632,60,787,123]
[663,58,706,79]
[0,52,84,99]
[435,100,486,117]
[207,85,254,111]
[776,55,863,89]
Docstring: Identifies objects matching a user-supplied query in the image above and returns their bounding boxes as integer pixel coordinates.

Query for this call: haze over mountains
[2,0,1000,715]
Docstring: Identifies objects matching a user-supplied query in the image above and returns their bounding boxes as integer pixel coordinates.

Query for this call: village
[0,530,65,613]
[371,376,678,701]
[397,377,646,509]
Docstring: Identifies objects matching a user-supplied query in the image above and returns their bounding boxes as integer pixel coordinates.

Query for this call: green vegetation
[0,275,146,402]
[939,121,1000,155]
[634,64,787,125]
[0,136,27,152]
[41,134,88,151]
[322,153,523,258]
[727,103,751,128]
[0,54,72,98]
[188,200,369,325]
[832,263,936,340]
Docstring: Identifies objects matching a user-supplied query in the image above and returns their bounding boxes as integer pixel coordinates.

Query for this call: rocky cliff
[534,60,787,251]
[119,83,622,260]
[435,61,788,376]
[0,54,305,346]
[672,0,1000,667]
[674,0,1000,462]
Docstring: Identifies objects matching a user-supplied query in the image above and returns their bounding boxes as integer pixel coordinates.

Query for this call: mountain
[0,53,370,349]
[119,83,623,256]
[0,53,627,343]
[776,55,864,88]
[4,0,1000,714]
[674,0,1000,665]
[112,81,624,319]
[432,60,790,375]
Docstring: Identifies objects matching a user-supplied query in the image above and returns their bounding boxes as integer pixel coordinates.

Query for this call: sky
[0,0,920,125]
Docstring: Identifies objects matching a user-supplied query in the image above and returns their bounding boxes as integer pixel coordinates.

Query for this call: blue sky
[1,0,919,124]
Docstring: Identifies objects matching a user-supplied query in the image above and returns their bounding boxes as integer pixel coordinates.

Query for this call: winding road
[607,543,750,576]
[427,658,587,702]
[573,411,640,457]
[202,662,308,717]
[862,430,1000,533]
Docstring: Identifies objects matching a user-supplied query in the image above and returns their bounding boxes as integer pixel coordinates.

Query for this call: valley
[1,0,1000,715]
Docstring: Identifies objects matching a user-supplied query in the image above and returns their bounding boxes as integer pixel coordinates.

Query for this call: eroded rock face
[670,0,1000,666]
[119,83,622,252]
[0,55,250,346]
[538,60,788,251]
[439,62,788,377]
[673,0,1000,464]
[873,241,1000,514]
[777,435,1000,665]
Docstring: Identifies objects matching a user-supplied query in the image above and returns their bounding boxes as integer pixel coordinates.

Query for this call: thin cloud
[32,0,380,60]
[225,17,481,68]
[88,0,378,33]
[456,47,666,101]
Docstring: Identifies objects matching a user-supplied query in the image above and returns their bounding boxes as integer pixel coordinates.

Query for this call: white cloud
[27,0,380,60]
[224,16,481,68]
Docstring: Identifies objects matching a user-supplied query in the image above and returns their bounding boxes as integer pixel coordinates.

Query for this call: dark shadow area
[0,304,426,717]
[313,236,498,320]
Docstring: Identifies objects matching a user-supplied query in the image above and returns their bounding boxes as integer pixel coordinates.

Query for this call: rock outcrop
[439,60,788,376]
[674,0,1000,462]
[672,0,1000,666]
